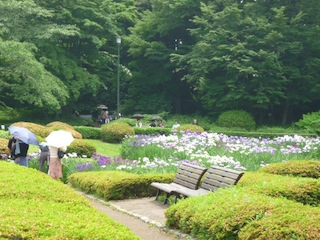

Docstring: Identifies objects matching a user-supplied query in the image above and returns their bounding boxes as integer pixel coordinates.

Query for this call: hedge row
[0,162,139,239]
[68,171,174,200]
[238,172,320,206]
[166,187,320,239]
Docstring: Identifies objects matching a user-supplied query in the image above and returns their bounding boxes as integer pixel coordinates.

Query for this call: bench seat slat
[172,165,244,198]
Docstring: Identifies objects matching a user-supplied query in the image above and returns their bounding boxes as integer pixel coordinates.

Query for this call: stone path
[80,192,193,240]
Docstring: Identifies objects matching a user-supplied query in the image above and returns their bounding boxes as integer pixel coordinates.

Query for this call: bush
[74,126,101,139]
[68,171,174,200]
[259,160,320,178]
[112,117,136,127]
[217,110,256,131]
[101,122,134,143]
[177,124,204,133]
[0,138,9,155]
[295,111,320,134]
[11,121,50,138]
[46,121,82,139]
[67,139,96,157]
[0,162,139,239]
[134,127,172,136]
[238,172,320,206]
[166,187,320,239]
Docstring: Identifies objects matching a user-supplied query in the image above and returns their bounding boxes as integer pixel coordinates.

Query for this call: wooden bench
[172,165,244,198]
[151,163,207,204]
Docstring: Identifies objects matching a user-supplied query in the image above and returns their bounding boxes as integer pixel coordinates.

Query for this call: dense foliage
[0,1,319,125]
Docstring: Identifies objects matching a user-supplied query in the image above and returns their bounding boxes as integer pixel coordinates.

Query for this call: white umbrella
[45,130,74,148]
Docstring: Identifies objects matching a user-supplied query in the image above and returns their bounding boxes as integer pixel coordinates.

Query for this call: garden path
[78,192,193,240]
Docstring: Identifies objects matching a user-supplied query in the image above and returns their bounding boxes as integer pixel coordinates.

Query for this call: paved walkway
[79,192,193,240]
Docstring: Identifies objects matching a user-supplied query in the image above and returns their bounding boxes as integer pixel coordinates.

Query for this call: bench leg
[155,189,161,200]
[164,193,170,204]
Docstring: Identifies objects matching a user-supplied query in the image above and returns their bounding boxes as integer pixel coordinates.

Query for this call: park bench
[151,163,207,204]
[172,165,244,199]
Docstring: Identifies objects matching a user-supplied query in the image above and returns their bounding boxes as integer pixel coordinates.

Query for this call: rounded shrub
[74,126,101,139]
[46,121,82,139]
[177,124,204,133]
[11,121,50,138]
[217,110,256,131]
[101,122,135,143]
[112,118,136,127]
[67,139,96,157]
[0,138,9,155]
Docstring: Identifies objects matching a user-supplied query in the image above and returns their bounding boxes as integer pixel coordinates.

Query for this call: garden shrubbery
[101,122,134,143]
[46,121,83,139]
[217,110,256,131]
[259,160,320,178]
[68,171,174,200]
[11,121,50,138]
[74,126,101,139]
[134,127,171,135]
[177,124,204,133]
[0,162,139,239]
[67,139,96,157]
[238,172,320,206]
[166,187,320,239]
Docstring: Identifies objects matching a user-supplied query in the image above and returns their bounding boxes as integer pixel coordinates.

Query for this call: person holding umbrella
[45,130,74,180]
[12,138,29,166]
[8,126,39,167]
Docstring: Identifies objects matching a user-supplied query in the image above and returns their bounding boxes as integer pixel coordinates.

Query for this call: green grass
[85,139,121,156]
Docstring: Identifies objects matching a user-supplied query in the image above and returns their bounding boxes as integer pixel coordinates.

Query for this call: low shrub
[217,110,256,131]
[67,139,96,157]
[259,160,320,178]
[177,124,204,133]
[11,121,50,138]
[74,126,101,139]
[238,172,320,206]
[0,138,9,155]
[68,171,174,200]
[166,187,320,239]
[101,122,134,143]
[46,121,82,139]
[134,127,171,136]
[0,162,139,239]
[112,117,136,127]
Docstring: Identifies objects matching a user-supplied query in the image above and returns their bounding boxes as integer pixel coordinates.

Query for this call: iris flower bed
[11,132,319,179]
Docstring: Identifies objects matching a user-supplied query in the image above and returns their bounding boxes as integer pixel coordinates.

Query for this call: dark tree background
[0,0,319,124]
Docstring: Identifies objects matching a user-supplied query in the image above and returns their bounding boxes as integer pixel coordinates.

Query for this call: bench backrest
[200,165,244,191]
[173,163,207,190]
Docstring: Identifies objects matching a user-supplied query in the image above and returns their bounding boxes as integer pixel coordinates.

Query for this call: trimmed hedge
[0,162,139,239]
[176,124,204,133]
[74,126,101,139]
[166,187,320,239]
[133,127,172,136]
[67,139,96,157]
[101,122,134,143]
[259,160,320,178]
[238,172,320,206]
[68,171,174,200]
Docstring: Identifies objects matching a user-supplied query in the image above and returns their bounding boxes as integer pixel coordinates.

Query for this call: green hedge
[259,160,320,178]
[68,171,174,200]
[238,172,320,206]
[133,127,172,136]
[0,162,139,239]
[74,126,101,139]
[166,187,320,239]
